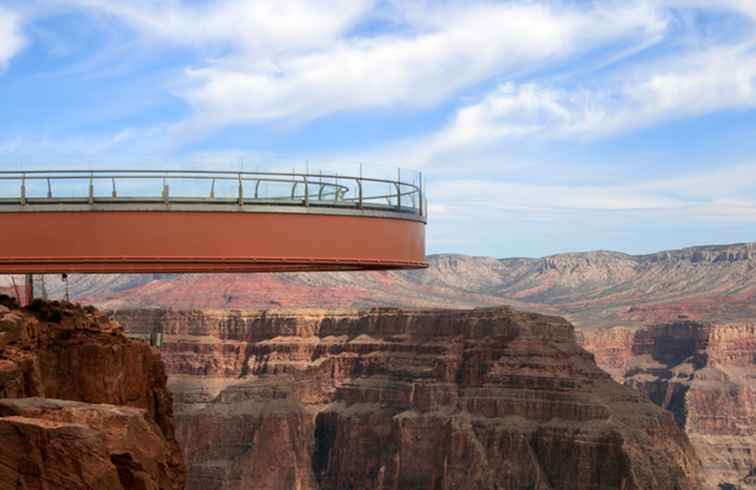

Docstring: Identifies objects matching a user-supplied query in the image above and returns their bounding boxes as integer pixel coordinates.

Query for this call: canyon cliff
[24,241,756,488]
[115,306,703,490]
[579,321,756,489]
[0,297,186,489]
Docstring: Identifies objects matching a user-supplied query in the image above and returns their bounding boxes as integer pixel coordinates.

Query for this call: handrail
[0,169,426,218]
[0,169,413,188]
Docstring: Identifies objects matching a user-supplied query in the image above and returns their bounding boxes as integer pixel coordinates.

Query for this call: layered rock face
[0,298,185,489]
[579,322,756,489]
[116,307,702,490]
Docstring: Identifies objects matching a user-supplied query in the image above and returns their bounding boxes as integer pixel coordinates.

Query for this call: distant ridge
[41,242,756,328]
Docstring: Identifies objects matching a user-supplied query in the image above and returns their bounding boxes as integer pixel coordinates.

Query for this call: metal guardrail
[0,169,427,218]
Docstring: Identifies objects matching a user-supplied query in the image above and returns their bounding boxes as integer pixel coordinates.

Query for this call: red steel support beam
[24,273,34,305]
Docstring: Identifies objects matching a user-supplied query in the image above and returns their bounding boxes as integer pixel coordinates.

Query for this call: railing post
[254,180,261,199]
[238,173,244,206]
[88,173,94,204]
[47,178,52,199]
[111,177,117,198]
[162,177,170,204]
[291,182,298,200]
[304,176,309,206]
[20,174,26,205]
[356,178,363,208]
[418,172,423,217]
[396,167,401,209]
[210,178,215,199]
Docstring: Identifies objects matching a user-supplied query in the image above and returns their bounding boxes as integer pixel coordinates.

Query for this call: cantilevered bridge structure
[0,169,427,301]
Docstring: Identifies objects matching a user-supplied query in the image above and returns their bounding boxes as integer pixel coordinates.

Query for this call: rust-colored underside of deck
[0,211,427,273]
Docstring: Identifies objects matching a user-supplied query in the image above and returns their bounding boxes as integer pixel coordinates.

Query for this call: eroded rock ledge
[117,306,703,490]
[0,298,185,489]
[580,321,756,490]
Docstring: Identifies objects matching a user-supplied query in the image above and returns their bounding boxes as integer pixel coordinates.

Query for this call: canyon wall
[579,321,756,489]
[0,298,186,489]
[116,306,703,490]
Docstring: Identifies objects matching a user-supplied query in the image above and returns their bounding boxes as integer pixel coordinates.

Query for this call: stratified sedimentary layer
[579,321,756,489]
[0,298,185,489]
[116,307,703,490]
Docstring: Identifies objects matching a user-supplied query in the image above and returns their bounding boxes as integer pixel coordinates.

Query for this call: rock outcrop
[116,306,703,490]
[0,297,185,489]
[579,321,756,489]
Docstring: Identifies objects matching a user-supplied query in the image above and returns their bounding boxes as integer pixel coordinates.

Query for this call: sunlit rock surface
[117,306,703,490]
[0,298,185,489]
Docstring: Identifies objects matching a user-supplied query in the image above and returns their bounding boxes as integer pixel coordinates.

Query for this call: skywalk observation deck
[0,169,427,273]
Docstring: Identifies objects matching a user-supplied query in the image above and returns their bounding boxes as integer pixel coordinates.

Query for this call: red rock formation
[0,398,181,490]
[0,298,185,489]
[579,321,756,489]
[116,307,703,490]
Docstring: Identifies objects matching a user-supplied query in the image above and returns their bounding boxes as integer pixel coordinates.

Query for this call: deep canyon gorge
[114,307,702,490]
[579,321,756,489]
[6,242,756,489]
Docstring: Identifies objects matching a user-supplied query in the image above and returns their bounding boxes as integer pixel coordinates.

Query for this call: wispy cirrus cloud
[356,30,756,168]
[9,0,753,139]
[37,0,665,128]
[4,0,756,135]
[179,1,666,128]
[0,7,25,71]
[53,0,375,54]
[459,44,756,140]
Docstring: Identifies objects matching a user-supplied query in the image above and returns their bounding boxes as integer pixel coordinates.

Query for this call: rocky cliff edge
[0,297,186,489]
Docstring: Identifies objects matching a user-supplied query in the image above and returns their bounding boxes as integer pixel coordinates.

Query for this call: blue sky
[2,1,756,257]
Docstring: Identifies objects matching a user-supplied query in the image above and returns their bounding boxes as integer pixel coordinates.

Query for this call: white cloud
[405,40,756,162]
[32,0,662,132]
[8,0,756,159]
[59,0,374,54]
[173,1,665,127]
[0,7,25,71]
[34,0,756,138]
